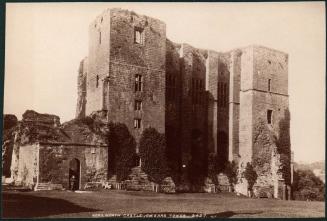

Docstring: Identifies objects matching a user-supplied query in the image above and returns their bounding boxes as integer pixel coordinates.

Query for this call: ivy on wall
[107,122,137,181]
[139,127,168,184]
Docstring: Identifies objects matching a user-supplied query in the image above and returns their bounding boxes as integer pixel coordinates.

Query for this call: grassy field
[2,189,325,218]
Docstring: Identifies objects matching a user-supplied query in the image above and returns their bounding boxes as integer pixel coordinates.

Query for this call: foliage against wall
[139,127,168,184]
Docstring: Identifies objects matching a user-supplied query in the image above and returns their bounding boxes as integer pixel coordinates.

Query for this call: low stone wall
[38,144,108,190]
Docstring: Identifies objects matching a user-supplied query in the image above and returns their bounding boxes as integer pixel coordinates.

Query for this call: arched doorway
[69,158,80,190]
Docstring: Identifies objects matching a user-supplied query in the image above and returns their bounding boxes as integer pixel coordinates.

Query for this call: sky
[4,2,325,163]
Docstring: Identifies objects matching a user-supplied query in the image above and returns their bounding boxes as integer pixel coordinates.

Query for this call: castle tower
[86,8,166,150]
[236,45,289,196]
[206,51,230,166]
[239,45,289,164]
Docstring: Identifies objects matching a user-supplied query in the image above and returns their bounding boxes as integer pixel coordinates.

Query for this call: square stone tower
[85,8,166,149]
[238,45,289,164]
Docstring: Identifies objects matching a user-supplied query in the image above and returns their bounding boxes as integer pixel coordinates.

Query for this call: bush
[292,169,325,201]
[207,154,219,185]
[107,122,137,181]
[244,162,257,191]
[224,161,238,188]
[139,128,168,184]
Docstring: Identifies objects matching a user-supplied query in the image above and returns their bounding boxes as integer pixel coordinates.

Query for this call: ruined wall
[206,50,219,154]
[165,40,182,173]
[179,43,207,168]
[86,9,112,115]
[237,45,289,197]
[206,50,231,166]
[76,58,88,119]
[228,49,241,162]
[107,9,166,148]
[16,144,38,187]
[39,144,108,190]
[5,110,110,189]
[216,54,230,165]
[239,46,255,164]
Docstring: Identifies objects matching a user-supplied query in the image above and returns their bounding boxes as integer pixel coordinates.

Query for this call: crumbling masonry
[74,8,291,198]
[3,8,291,198]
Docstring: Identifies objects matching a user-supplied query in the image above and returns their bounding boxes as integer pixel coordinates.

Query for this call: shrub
[139,128,168,184]
[207,154,219,185]
[224,161,238,188]
[292,169,325,201]
[107,122,137,181]
[244,162,258,191]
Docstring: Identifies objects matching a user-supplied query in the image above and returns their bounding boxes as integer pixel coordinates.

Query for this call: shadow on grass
[2,192,99,218]
[206,210,263,218]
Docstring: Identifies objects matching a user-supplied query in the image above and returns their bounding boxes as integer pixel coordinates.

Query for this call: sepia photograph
[1,2,325,218]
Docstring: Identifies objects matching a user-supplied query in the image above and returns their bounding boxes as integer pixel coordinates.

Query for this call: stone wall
[216,53,230,165]
[22,110,60,127]
[4,110,110,189]
[107,8,166,148]
[237,45,289,197]
[165,40,182,174]
[76,9,292,195]
[16,144,38,187]
[39,144,108,190]
[179,43,207,167]
[206,50,219,154]
[76,58,88,119]
[86,8,112,115]
[228,49,242,162]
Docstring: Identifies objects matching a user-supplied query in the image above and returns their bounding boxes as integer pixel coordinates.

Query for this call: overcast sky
[4,2,325,163]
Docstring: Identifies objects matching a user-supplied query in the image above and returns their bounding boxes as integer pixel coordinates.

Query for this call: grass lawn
[2,189,325,218]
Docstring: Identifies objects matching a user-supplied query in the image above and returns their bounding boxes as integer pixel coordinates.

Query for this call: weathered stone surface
[6,9,292,195]
[76,58,87,119]
[22,110,60,127]
[3,110,109,189]
[78,9,290,194]
[161,176,176,193]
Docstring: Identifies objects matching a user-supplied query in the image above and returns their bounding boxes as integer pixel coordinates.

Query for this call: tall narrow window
[99,31,101,44]
[134,118,141,129]
[134,27,144,45]
[267,110,273,124]
[135,75,143,92]
[218,82,222,107]
[268,79,271,92]
[96,75,99,88]
[134,100,142,111]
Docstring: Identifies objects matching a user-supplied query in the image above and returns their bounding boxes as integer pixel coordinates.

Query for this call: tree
[292,169,325,201]
[244,162,258,195]
[107,122,137,181]
[139,128,168,184]
[224,161,238,189]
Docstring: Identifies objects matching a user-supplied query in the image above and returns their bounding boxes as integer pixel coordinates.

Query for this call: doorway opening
[69,158,80,190]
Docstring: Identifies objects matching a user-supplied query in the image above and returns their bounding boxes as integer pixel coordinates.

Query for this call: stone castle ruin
[2,8,291,198]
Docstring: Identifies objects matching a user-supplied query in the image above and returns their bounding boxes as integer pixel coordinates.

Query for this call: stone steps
[125,166,154,191]
[34,183,64,191]
[35,183,51,191]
